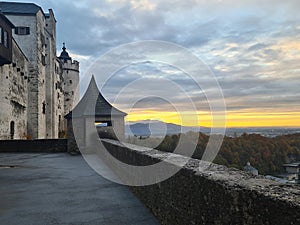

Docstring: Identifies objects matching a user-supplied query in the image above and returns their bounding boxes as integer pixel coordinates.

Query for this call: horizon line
[125,120,300,129]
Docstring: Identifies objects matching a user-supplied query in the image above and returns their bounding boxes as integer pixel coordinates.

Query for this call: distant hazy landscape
[126,120,300,138]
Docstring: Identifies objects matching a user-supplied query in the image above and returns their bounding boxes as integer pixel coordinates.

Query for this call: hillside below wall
[0,139,67,153]
[102,139,300,225]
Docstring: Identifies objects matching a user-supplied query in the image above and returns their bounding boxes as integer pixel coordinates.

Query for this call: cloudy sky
[9,0,300,127]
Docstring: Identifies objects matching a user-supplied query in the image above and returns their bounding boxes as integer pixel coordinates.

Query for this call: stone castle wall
[6,11,47,139]
[102,139,300,225]
[45,11,65,138]
[62,59,80,116]
[1,6,79,140]
[0,39,28,139]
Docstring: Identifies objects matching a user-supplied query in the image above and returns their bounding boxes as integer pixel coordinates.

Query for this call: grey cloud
[14,0,300,114]
[248,43,269,51]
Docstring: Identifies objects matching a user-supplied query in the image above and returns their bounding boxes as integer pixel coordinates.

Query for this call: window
[42,102,46,114]
[42,55,46,66]
[10,121,15,140]
[40,33,45,45]
[0,27,2,44]
[15,27,30,35]
[4,30,8,48]
[69,80,72,84]
[58,115,61,130]
[95,121,112,127]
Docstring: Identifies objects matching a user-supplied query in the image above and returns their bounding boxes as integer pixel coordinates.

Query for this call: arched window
[10,121,15,140]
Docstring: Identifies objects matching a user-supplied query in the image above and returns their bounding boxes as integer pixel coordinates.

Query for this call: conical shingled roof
[65,76,127,119]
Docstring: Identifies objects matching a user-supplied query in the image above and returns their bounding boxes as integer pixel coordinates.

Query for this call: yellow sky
[118,38,300,129]
[126,110,300,128]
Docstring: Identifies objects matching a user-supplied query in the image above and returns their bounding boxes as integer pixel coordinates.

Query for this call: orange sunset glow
[126,110,300,128]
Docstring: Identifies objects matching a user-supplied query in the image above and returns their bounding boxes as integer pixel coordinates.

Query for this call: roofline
[65,76,127,119]
[1,12,37,16]
[0,2,47,18]
[12,37,28,61]
[0,13,15,28]
[46,9,56,22]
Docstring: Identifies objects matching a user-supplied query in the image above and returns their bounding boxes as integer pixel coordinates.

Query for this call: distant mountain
[125,120,300,137]
[125,120,210,136]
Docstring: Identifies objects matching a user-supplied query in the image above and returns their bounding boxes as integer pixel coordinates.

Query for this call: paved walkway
[0,153,160,225]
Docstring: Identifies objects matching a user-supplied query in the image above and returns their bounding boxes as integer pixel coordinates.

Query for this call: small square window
[15,27,30,35]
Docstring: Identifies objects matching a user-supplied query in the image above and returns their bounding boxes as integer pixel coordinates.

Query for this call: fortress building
[0,2,79,139]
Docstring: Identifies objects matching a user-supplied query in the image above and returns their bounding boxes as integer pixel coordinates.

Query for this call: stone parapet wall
[0,139,67,153]
[102,139,300,225]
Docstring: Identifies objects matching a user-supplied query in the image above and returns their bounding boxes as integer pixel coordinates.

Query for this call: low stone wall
[0,139,67,153]
[102,139,300,225]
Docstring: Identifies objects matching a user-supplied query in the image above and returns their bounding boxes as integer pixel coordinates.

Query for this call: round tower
[58,43,79,116]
